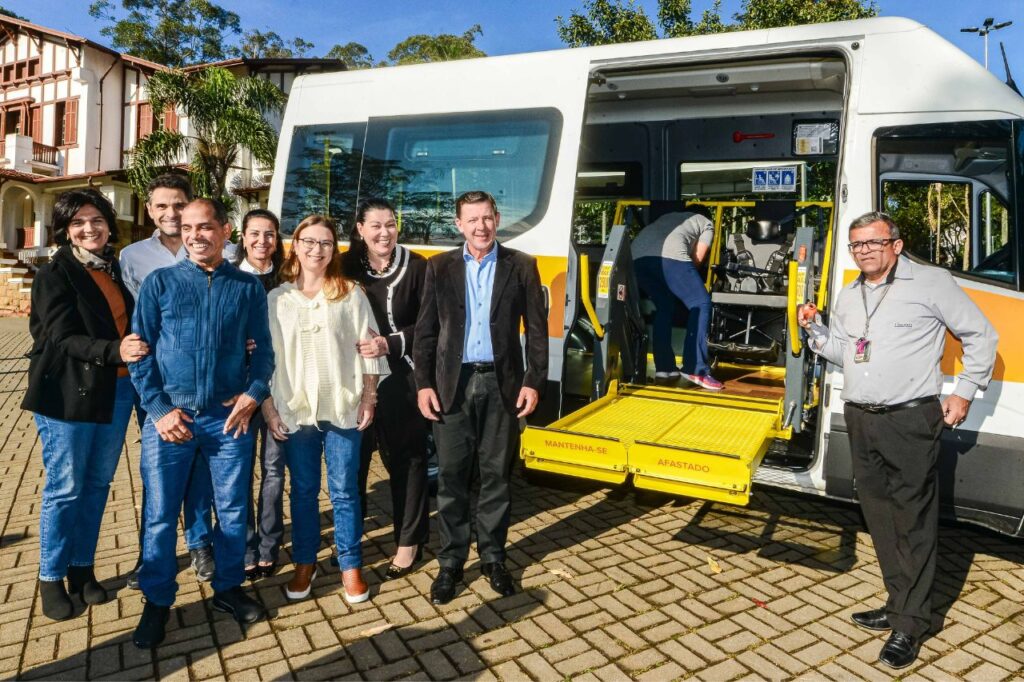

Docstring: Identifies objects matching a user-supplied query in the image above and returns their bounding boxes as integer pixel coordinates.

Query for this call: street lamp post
[961,17,1012,257]
[961,17,1012,70]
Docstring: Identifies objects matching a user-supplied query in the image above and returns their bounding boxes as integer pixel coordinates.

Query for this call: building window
[54,99,78,146]
[138,102,154,139]
[30,106,42,143]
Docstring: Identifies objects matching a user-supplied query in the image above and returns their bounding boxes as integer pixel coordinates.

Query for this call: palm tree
[126,66,286,208]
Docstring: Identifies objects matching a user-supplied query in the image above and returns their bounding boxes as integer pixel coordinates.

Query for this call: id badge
[854,337,871,363]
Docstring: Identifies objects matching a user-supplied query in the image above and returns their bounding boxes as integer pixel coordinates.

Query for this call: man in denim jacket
[129,198,274,649]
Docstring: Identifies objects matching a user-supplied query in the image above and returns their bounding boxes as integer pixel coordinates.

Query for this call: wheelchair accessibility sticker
[752,166,797,193]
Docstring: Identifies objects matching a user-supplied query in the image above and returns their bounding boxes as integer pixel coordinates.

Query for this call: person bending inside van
[632,210,723,389]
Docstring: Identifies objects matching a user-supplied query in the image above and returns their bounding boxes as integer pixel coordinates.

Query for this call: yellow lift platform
[523,199,832,506]
[522,381,790,506]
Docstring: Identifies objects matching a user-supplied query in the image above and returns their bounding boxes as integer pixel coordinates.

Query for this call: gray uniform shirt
[807,256,998,405]
[631,212,714,263]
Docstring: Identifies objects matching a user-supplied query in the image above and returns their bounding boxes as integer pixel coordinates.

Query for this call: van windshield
[279,110,561,242]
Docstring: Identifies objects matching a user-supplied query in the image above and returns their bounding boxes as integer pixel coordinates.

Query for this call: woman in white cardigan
[261,215,389,604]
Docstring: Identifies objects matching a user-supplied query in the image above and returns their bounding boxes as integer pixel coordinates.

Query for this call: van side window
[280,123,365,235]
[361,109,562,245]
[876,121,1018,287]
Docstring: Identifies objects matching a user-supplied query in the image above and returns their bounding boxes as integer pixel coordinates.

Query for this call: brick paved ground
[0,319,1022,680]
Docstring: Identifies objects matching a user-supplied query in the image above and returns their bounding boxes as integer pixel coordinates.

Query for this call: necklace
[362,247,397,278]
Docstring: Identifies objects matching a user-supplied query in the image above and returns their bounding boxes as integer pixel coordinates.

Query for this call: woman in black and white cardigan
[344,198,430,580]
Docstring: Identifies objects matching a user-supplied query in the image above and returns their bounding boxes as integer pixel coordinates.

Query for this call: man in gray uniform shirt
[799,211,997,670]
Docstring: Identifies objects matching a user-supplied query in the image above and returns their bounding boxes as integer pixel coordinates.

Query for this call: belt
[846,395,939,414]
[463,362,495,373]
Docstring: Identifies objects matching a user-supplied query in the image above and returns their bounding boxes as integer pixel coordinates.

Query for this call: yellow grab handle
[579,253,605,339]
[787,260,803,356]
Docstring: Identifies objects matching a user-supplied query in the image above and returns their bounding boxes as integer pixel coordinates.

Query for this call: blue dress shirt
[462,242,497,362]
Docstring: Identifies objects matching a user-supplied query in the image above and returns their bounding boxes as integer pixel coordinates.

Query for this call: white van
[269,17,1024,537]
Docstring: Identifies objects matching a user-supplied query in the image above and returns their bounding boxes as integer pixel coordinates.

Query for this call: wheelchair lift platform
[522,382,789,506]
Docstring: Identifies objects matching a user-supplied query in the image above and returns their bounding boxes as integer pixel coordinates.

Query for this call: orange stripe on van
[841,269,1022,383]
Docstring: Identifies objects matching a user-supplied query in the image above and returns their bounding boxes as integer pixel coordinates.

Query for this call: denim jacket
[130,258,274,421]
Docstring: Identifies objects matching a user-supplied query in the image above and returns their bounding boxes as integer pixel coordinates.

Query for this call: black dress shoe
[211,586,266,624]
[851,607,891,631]
[384,547,424,581]
[878,631,920,670]
[190,546,215,583]
[256,563,277,579]
[430,567,463,605]
[245,566,259,582]
[38,580,74,621]
[133,601,170,649]
[480,562,516,597]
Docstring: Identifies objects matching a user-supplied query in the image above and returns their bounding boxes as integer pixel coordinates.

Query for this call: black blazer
[21,246,133,423]
[414,243,548,415]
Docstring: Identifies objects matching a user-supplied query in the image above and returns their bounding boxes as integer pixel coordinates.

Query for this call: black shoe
[38,580,74,621]
[851,607,891,631]
[211,586,266,624]
[190,546,215,582]
[430,567,463,605]
[245,565,259,582]
[384,547,424,582]
[256,562,277,579]
[126,570,140,590]
[133,601,170,649]
[480,562,516,597]
[878,631,920,670]
[67,565,107,605]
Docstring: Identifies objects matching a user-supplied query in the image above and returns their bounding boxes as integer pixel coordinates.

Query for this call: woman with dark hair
[234,209,286,580]
[234,208,284,292]
[22,189,149,620]
[344,198,430,580]
[262,215,388,604]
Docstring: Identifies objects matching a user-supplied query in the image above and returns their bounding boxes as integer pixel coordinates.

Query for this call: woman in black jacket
[344,198,430,579]
[22,190,149,620]
[233,208,285,580]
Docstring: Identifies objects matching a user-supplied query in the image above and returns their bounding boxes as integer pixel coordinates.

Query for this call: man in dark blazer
[415,190,548,605]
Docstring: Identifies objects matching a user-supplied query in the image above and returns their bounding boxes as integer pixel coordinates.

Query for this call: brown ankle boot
[342,568,369,604]
[285,563,317,600]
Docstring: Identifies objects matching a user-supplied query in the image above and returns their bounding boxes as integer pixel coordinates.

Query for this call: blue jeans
[133,387,212,553]
[284,424,363,570]
[35,376,134,581]
[139,404,253,606]
[635,256,712,375]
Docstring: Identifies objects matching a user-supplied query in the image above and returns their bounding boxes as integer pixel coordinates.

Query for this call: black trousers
[845,399,944,638]
[432,366,519,569]
[359,368,430,547]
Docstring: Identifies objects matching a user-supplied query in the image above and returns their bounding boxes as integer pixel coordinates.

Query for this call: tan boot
[342,568,369,604]
[285,563,317,600]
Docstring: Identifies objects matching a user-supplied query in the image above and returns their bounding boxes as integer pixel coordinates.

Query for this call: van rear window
[280,109,561,242]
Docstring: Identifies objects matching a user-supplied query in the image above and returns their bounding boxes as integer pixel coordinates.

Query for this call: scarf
[71,244,116,277]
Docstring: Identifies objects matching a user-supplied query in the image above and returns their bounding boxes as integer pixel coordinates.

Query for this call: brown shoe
[285,563,317,600]
[342,568,369,604]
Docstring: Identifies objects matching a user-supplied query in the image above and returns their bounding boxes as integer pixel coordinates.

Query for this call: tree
[557,0,876,47]
[88,0,242,67]
[386,25,486,65]
[324,42,375,69]
[240,29,314,59]
[0,5,27,20]
[126,67,286,210]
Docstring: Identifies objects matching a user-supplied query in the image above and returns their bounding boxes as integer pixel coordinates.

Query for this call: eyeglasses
[296,237,335,251]
[848,238,895,253]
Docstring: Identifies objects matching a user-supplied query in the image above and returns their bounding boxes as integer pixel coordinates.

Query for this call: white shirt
[267,283,390,430]
[119,229,239,298]
[238,259,274,276]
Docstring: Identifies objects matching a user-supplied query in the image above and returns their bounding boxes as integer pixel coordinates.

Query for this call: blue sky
[10,0,1024,80]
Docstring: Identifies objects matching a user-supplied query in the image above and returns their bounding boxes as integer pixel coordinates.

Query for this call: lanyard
[859,279,894,338]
